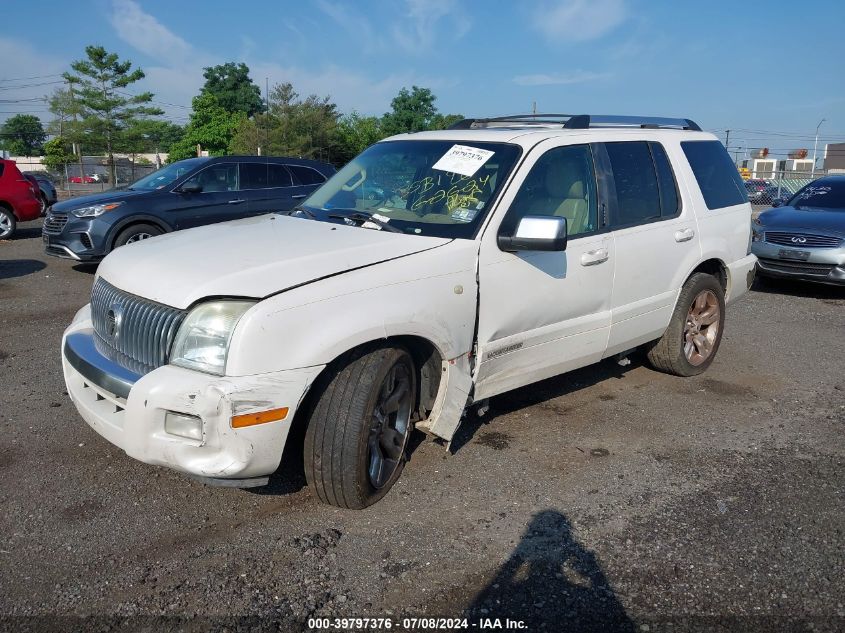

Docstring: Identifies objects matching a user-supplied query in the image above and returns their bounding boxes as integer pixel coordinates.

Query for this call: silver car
[751,175,845,285]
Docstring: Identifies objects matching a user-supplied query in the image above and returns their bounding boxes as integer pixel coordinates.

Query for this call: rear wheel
[304,345,417,509]
[113,223,162,249]
[0,207,16,239]
[646,273,725,377]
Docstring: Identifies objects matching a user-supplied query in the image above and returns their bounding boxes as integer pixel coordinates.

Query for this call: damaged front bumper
[62,305,324,485]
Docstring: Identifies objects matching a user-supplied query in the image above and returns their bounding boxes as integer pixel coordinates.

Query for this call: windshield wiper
[327,209,404,233]
[288,205,316,219]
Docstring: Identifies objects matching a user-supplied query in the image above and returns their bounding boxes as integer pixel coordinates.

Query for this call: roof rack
[448,114,702,132]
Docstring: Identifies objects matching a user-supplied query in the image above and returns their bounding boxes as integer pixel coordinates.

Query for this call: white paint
[63,124,756,483]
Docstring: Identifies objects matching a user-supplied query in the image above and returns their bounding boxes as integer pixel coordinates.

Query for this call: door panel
[600,141,700,356]
[474,141,614,400]
[242,163,302,215]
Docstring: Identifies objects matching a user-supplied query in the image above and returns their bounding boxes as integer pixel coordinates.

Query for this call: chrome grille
[764,232,842,248]
[43,213,68,234]
[90,277,186,374]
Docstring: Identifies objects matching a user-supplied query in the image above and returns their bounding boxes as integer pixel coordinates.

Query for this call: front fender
[225,239,480,376]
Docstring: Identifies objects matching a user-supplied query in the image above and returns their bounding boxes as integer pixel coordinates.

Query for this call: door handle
[674,228,695,242]
[580,248,609,266]
[291,194,307,199]
[228,199,246,204]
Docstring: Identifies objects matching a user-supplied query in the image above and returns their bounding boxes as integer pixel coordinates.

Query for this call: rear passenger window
[605,142,661,226]
[267,164,293,187]
[288,165,326,186]
[681,140,746,209]
[649,142,680,217]
[241,163,268,189]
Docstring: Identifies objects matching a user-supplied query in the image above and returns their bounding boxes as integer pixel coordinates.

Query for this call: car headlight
[71,201,123,218]
[170,301,256,375]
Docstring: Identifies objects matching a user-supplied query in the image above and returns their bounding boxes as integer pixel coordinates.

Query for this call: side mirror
[771,199,783,208]
[498,215,567,252]
[178,181,202,194]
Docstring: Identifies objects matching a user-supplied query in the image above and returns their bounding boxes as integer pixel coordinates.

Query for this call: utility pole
[67,78,85,188]
[812,118,826,172]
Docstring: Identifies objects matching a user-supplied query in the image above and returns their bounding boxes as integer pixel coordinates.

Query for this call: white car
[62,114,757,508]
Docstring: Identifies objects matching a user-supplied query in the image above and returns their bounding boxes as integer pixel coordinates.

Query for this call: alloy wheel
[684,289,720,366]
[367,362,413,489]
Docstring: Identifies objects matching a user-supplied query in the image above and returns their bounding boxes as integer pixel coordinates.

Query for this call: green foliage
[65,45,163,182]
[42,137,76,172]
[168,92,245,162]
[380,86,462,137]
[1,114,47,156]
[202,62,265,117]
[335,112,384,163]
[120,119,184,155]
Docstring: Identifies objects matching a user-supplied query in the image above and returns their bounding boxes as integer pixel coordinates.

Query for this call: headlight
[71,201,123,218]
[170,301,256,375]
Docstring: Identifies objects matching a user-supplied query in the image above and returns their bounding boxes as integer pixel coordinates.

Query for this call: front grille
[764,231,842,248]
[90,277,186,375]
[758,258,835,276]
[43,213,68,234]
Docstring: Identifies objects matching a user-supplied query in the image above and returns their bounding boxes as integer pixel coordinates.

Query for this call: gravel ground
[1,220,843,632]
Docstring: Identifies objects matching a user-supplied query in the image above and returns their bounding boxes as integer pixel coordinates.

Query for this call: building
[823,142,845,173]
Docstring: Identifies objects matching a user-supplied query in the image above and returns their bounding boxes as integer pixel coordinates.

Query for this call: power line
[0,73,64,82]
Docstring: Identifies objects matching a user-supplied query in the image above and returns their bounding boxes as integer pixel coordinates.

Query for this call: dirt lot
[0,220,843,632]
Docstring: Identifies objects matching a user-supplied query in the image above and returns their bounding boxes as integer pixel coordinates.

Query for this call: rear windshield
[681,140,747,209]
[787,179,845,210]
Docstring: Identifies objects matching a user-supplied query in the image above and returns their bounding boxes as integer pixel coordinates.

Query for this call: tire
[40,194,49,217]
[646,272,726,377]
[0,206,16,239]
[113,223,162,249]
[304,345,417,509]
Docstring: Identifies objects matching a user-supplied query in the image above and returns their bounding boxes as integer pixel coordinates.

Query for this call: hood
[52,188,150,213]
[756,206,845,237]
[96,214,452,309]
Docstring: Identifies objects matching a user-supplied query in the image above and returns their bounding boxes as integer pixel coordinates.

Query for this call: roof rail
[448,114,702,132]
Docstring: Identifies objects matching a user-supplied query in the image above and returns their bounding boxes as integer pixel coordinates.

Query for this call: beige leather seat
[527,157,590,234]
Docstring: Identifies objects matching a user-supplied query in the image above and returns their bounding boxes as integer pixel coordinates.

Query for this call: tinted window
[186,164,238,192]
[681,140,746,209]
[289,165,326,185]
[240,163,268,189]
[605,142,660,225]
[501,144,598,237]
[649,142,680,217]
[788,179,845,210]
[0,163,5,178]
[268,164,293,187]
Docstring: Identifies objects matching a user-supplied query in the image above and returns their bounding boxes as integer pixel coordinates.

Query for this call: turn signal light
[231,407,289,428]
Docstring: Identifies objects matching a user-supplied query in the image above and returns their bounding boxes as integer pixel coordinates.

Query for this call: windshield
[300,140,521,238]
[787,179,845,210]
[128,158,208,191]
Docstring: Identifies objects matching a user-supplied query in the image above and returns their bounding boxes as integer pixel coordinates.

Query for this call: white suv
[62,114,757,508]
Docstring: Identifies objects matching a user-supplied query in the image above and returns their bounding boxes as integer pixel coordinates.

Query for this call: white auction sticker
[432,144,495,177]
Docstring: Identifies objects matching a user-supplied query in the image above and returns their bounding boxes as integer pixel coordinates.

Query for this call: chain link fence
[742,169,828,206]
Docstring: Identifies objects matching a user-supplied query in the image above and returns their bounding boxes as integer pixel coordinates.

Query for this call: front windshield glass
[301,140,521,238]
[788,179,845,210]
[128,158,208,191]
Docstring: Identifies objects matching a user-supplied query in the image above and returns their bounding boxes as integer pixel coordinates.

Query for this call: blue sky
[2,0,844,158]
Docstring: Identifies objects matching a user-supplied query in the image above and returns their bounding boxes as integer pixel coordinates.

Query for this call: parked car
[0,158,43,239]
[23,171,58,210]
[744,178,769,203]
[22,174,44,214]
[752,175,845,285]
[61,114,756,508]
[44,155,336,261]
[68,175,98,184]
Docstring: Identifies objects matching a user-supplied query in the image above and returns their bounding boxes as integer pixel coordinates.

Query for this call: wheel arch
[108,215,172,250]
[687,257,728,294]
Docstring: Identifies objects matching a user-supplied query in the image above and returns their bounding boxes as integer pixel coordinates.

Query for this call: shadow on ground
[0,258,46,280]
[752,276,844,300]
[450,356,639,453]
[465,510,635,631]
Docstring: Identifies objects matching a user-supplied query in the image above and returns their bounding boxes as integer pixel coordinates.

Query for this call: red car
[68,175,97,184]
[0,159,43,239]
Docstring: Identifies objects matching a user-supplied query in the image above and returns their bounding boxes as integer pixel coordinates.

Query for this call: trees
[335,112,383,163]
[167,92,245,162]
[65,45,163,183]
[380,86,463,137]
[42,138,76,174]
[0,114,46,156]
[201,62,265,118]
